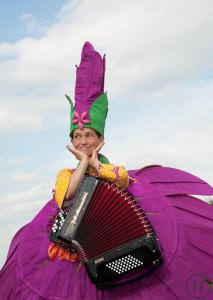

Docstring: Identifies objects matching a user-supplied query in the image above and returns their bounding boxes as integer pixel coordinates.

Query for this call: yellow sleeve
[55,168,73,208]
[98,164,129,189]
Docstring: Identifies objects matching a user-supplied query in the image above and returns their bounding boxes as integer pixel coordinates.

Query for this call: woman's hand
[66,145,89,162]
[89,140,105,174]
[63,145,89,202]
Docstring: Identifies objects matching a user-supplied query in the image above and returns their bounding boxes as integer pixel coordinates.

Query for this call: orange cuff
[48,242,79,262]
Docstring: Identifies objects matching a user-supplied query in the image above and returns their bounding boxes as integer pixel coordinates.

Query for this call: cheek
[90,139,100,148]
[72,140,80,148]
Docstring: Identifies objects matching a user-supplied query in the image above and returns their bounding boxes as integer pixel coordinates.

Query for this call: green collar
[98,153,110,164]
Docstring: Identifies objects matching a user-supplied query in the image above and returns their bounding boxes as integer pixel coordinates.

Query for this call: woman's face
[72,128,103,157]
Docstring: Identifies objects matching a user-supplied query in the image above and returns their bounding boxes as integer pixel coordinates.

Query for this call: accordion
[49,176,161,289]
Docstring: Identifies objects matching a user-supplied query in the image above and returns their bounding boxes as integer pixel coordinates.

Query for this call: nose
[80,136,87,144]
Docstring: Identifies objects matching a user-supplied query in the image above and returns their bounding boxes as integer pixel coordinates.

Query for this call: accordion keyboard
[49,209,68,243]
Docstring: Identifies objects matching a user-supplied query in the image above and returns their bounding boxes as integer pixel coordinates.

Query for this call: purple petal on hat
[78,121,83,129]
[81,111,87,118]
[83,119,90,124]
[74,111,80,118]
[73,111,91,127]
[73,112,79,124]
[73,118,79,124]
[74,41,106,118]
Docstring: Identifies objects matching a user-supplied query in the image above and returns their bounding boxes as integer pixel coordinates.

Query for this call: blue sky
[0,0,67,42]
[0,0,213,268]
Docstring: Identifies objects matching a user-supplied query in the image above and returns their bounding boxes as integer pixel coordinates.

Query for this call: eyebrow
[75,131,94,135]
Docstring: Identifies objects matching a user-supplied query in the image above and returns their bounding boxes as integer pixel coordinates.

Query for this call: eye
[86,133,94,139]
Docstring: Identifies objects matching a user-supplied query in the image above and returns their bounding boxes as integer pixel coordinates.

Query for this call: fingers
[92,161,101,176]
[89,157,103,174]
[95,140,105,153]
[66,145,76,153]
[66,145,79,158]
[66,145,89,162]
[66,145,81,159]
[90,141,105,163]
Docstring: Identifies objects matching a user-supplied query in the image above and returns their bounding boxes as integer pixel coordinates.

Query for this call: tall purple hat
[66,42,108,136]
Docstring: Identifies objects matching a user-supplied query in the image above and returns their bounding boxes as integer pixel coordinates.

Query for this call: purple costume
[0,165,213,299]
[1,43,213,299]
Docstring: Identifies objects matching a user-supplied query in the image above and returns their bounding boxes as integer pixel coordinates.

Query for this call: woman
[48,126,129,262]
[0,41,213,300]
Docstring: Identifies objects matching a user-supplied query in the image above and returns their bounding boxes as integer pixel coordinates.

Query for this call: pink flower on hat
[73,111,90,129]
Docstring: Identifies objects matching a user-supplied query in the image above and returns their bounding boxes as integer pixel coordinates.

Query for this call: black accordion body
[49,176,161,289]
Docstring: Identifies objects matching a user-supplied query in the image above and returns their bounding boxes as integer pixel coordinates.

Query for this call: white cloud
[0,184,52,269]
[19,13,41,33]
[19,13,38,32]
[0,42,17,60]
[0,105,43,131]
[0,0,212,104]
[0,0,212,182]
[9,170,44,183]
[0,185,51,217]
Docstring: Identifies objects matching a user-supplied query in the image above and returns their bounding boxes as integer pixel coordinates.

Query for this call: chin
[82,149,92,157]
